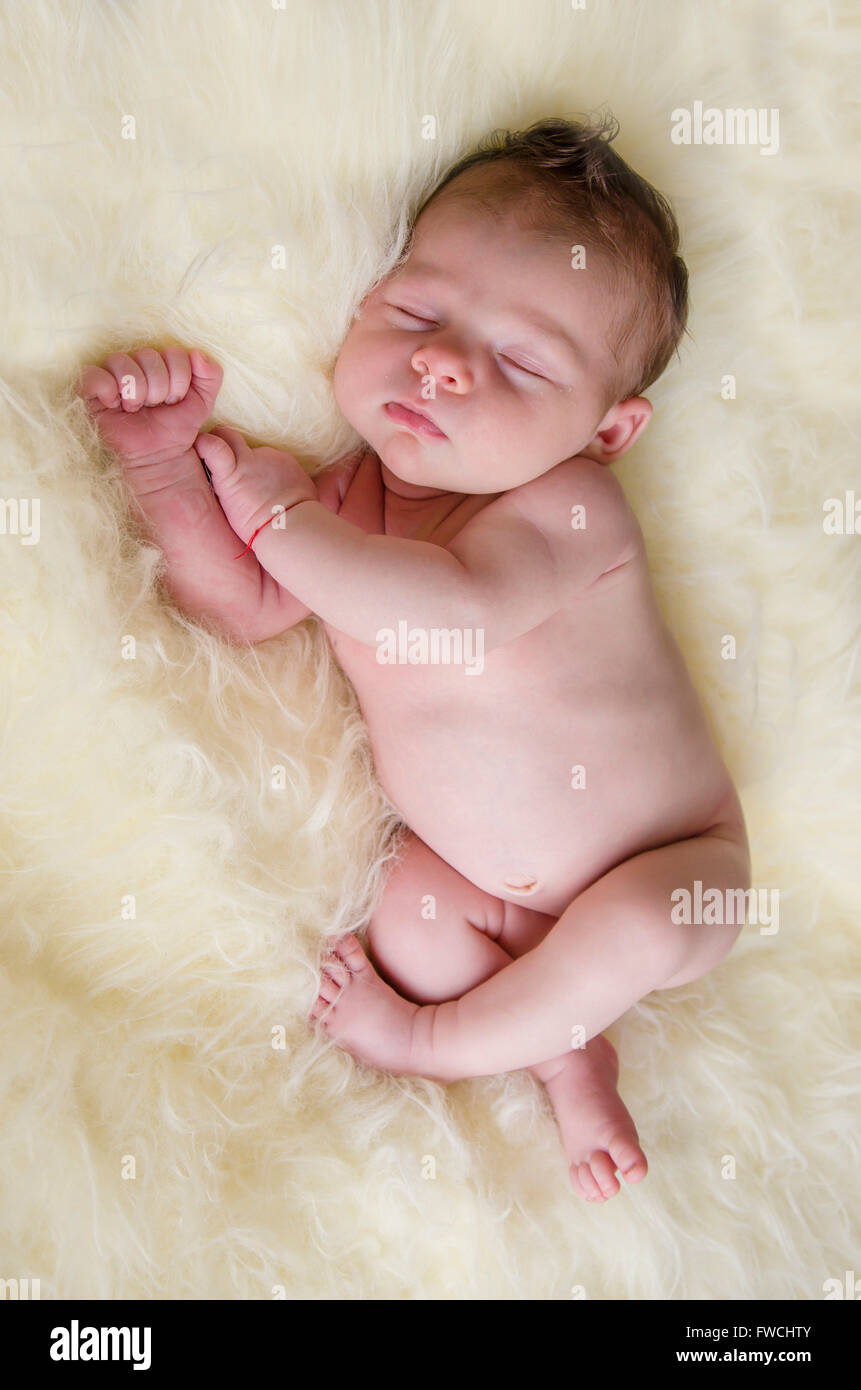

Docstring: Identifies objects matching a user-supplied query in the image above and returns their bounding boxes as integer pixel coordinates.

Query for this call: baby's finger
[162,346,193,405]
[194,431,237,484]
[101,352,148,412]
[206,425,249,457]
[75,364,121,412]
[129,347,171,406]
[187,348,223,417]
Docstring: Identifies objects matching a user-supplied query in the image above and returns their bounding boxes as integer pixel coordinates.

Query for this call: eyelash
[387,305,548,380]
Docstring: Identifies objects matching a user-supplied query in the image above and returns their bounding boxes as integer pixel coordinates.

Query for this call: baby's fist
[195,427,318,550]
[76,346,223,468]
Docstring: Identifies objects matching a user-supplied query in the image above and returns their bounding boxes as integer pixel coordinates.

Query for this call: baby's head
[333,113,689,495]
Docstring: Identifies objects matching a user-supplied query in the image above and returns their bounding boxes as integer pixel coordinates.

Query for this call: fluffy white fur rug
[1,0,858,1299]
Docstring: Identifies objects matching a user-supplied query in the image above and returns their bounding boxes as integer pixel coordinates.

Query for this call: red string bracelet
[233,511,279,560]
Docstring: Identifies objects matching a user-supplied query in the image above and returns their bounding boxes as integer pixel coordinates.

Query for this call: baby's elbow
[466,575,557,656]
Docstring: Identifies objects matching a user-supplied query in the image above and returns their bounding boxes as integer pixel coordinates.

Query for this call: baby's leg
[364,832,647,1202]
[408,826,749,1080]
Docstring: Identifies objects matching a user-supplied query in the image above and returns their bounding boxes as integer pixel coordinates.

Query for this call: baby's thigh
[366,831,555,1002]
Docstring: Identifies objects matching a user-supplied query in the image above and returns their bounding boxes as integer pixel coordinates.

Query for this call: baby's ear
[584,397,653,465]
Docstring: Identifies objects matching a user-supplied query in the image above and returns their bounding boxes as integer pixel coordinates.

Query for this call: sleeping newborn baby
[77,117,750,1203]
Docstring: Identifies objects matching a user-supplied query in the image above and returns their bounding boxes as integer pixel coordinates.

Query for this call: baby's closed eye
[499,354,548,379]
[386,303,552,382]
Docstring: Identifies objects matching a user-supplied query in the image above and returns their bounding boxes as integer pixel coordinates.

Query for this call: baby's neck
[378,456,456,503]
[370,452,488,543]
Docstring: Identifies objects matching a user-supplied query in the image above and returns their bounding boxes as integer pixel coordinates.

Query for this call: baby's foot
[309,932,422,1075]
[541,1035,648,1202]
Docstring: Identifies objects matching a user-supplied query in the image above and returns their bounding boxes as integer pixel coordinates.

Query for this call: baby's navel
[502,875,540,895]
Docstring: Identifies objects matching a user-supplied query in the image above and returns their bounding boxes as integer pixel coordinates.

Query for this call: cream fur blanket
[1,0,858,1300]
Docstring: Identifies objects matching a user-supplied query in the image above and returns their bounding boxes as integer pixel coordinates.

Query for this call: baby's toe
[574,1161,605,1202]
[589,1150,621,1199]
[309,995,332,1021]
[315,974,342,1007]
[610,1137,648,1185]
[568,1165,597,1201]
[329,932,369,973]
[321,956,351,989]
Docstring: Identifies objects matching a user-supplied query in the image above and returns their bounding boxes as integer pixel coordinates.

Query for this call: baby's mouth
[385,400,447,438]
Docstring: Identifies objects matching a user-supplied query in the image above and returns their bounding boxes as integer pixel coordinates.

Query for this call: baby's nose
[411,345,473,394]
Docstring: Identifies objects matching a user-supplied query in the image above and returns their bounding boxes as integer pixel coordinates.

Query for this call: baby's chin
[376,449,479,499]
[374,429,443,471]
[378,450,448,490]
[364,417,512,494]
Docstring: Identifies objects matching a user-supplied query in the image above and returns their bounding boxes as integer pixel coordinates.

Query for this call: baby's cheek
[332,340,357,409]
[333,338,378,435]
[340,329,381,391]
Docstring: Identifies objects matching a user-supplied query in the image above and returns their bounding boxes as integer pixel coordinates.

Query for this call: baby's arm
[149,451,356,643]
[76,348,325,645]
[197,430,638,646]
[249,454,640,648]
[128,451,312,644]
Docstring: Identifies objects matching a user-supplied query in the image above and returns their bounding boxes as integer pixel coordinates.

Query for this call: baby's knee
[369,835,500,945]
[365,835,508,1000]
[368,866,498,963]
[366,880,435,965]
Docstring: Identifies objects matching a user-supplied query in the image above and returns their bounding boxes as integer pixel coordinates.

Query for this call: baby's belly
[327,620,731,918]
[374,725,623,912]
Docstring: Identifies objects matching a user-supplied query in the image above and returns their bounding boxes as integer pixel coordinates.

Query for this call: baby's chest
[337,464,385,536]
[325,605,600,731]
[325,619,495,702]
[336,453,493,546]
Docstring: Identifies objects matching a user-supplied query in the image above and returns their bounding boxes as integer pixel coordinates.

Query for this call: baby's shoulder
[508,453,631,521]
[504,455,644,570]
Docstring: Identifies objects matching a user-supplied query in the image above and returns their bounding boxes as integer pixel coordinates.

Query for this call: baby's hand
[194,427,318,550]
[75,347,223,468]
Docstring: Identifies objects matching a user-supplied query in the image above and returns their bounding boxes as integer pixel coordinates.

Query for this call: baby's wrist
[121,447,206,499]
[234,496,315,560]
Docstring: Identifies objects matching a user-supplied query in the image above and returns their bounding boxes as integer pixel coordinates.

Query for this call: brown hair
[410,112,690,412]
